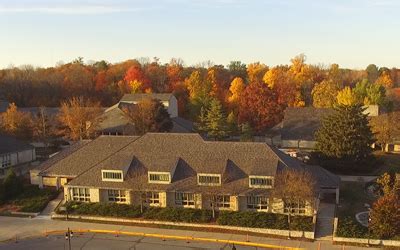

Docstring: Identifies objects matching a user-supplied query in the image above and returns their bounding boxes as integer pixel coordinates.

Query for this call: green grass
[337,181,375,218]
[7,185,58,213]
[372,151,400,175]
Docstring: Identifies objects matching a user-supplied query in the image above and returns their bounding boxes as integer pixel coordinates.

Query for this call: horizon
[1,0,400,70]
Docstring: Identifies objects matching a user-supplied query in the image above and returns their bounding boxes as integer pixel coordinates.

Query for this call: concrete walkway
[339,176,378,182]
[40,192,64,216]
[0,216,376,249]
[315,203,336,241]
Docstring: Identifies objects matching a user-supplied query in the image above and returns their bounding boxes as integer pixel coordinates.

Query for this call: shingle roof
[0,134,34,155]
[39,136,139,177]
[120,93,173,103]
[280,107,333,141]
[304,165,340,189]
[0,100,9,113]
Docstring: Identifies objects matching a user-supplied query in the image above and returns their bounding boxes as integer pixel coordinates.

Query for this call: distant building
[31,133,340,216]
[0,134,36,177]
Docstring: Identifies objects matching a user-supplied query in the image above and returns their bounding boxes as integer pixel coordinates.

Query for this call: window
[108,189,126,202]
[284,199,306,214]
[249,176,273,188]
[175,192,195,206]
[102,170,123,182]
[71,188,90,202]
[215,195,230,208]
[148,173,170,183]
[0,154,11,168]
[198,174,221,186]
[146,192,160,206]
[246,196,268,211]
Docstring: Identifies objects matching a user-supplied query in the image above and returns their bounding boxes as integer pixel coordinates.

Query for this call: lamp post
[367,210,371,247]
[65,227,73,250]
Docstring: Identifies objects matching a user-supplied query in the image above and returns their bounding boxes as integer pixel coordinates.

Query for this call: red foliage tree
[124,64,151,92]
[238,82,283,133]
[370,193,400,238]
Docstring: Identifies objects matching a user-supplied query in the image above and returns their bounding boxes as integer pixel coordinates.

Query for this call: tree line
[1,55,400,135]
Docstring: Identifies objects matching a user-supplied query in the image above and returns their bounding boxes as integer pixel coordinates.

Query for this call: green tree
[366,64,379,83]
[204,98,228,140]
[240,122,254,142]
[2,169,21,200]
[315,104,375,169]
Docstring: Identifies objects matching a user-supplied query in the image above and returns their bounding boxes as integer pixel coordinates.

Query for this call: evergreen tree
[3,169,22,200]
[315,104,375,170]
[205,98,228,140]
[240,122,254,142]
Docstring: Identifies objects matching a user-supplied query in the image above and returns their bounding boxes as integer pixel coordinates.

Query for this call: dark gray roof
[304,165,340,189]
[120,93,173,103]
[280,107,333,141]
[171,117,194,133]
[66,133,312,193]
[19,107,60,117]
[39,136,139,177]
[0,100,9,113]
[0,134,34,155]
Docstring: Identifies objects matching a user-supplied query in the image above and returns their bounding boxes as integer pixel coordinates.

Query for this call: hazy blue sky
[0,0,399,69]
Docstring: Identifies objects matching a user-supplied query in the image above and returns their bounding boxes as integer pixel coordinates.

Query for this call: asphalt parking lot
[0,233,262,250]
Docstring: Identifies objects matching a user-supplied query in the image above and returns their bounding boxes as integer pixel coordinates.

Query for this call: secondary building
[31,133,340,216]
[0,134,36,177]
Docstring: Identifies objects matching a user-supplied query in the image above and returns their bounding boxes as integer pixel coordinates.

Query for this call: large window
[215,195,230,208]
[246,196,268,211]
[107,189,126,202]
[175,192,195,206]
[284,199,306,214]
[198,174,221,186]
[102,170,123,182]
[148,173,170,183]
[0,154,11,168]
[249,176,273,188]
[71,188,90,202]
[146,192,160,206]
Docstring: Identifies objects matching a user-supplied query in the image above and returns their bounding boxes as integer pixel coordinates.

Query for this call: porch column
[336,188,340,204]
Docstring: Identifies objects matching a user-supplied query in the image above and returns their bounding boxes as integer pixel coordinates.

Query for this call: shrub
[336,217,368,238]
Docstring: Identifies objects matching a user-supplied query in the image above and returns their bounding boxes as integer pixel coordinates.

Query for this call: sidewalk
[40,192,64,216]
[0,216,375,249]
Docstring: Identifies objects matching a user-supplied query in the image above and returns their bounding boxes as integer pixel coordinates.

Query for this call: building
[31,133,340,216]
[0,134,36,177]
[98,93,193,135]
[119,93,178,118]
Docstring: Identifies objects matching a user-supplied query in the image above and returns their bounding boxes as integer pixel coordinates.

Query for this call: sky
[0,0,399,69]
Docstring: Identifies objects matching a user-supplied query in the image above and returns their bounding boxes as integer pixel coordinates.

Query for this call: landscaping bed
[60,201,313,231]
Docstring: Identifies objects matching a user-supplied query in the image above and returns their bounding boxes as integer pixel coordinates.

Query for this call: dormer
[148,171,171,184]
[249,175,274,188]
[102,170,124,182]
[197,173,221,186]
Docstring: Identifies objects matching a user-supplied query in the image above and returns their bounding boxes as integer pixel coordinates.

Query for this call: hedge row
[12,185,59,213]
[336,216,368,238]
[62,202,313,231]
[217,211,313,231]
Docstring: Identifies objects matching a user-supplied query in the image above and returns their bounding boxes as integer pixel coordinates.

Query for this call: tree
[247,62,268,84]
[238,82,283,133]
[272,169,317,233]
[185,70,214,118]
[240,122,254,142]
[366,64,379,83]
[315,104,375,169]
[365,83,386,106]
[123,98,173,135]
[370,113,396,151]
[196,98,228,140]
[32,107,54,145]
[311,80,339,108]
[129,80,143,94]
[2,169,22,200]
[369,193,400,239]
[376,71,393,88]
[336,87,359,106]
[227,77,245,107]
[227,61,247,81]
[0,103,33,139]
[58,97,103,141]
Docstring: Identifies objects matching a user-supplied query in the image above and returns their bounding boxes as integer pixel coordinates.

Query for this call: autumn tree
[369,193,400,239]
[336,86,359,106]
[369,113,398,151]
[376,71,394,88]
[247,62,268,84]
[123,98,173,135]
[240,122,254,142]
[32,107,55,145]
[0,103,33,139]
[272,169,317,233]
[238,82,283,133]
[311,80,340,108]
[227,61,247,81]
[58,97,103,140]
[185,70,213,118]
[315,104,375,170]
[196,98,228,140]
[227,77,245,108]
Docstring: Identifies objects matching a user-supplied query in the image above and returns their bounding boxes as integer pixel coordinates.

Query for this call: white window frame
[148,171,171,184]
[283,199,306,214]
[197,174,221,186]
[215,195,230,208]
[175,192,195,207]
[246,196,269,211]
[107,189,127,203]
[71,187,91,202]
[101,170,123,182]
[248,176,273,188]
[146,192,160,206]
[0,154,11,168]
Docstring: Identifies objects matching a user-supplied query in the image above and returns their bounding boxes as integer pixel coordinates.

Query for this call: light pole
[65,228,73,250]
[367,210,371,247]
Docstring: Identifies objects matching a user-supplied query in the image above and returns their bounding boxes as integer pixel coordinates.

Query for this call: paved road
[0,216,375,250]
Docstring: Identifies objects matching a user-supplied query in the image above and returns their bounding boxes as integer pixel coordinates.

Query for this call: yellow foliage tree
[375,71,393,88]
[129,80,143,93]
[228,77,245,105]
[0,103,33,139]
[207,68,219,97]
[336,86,359,106]
[247,62,268,83]
[311,80,339,108]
